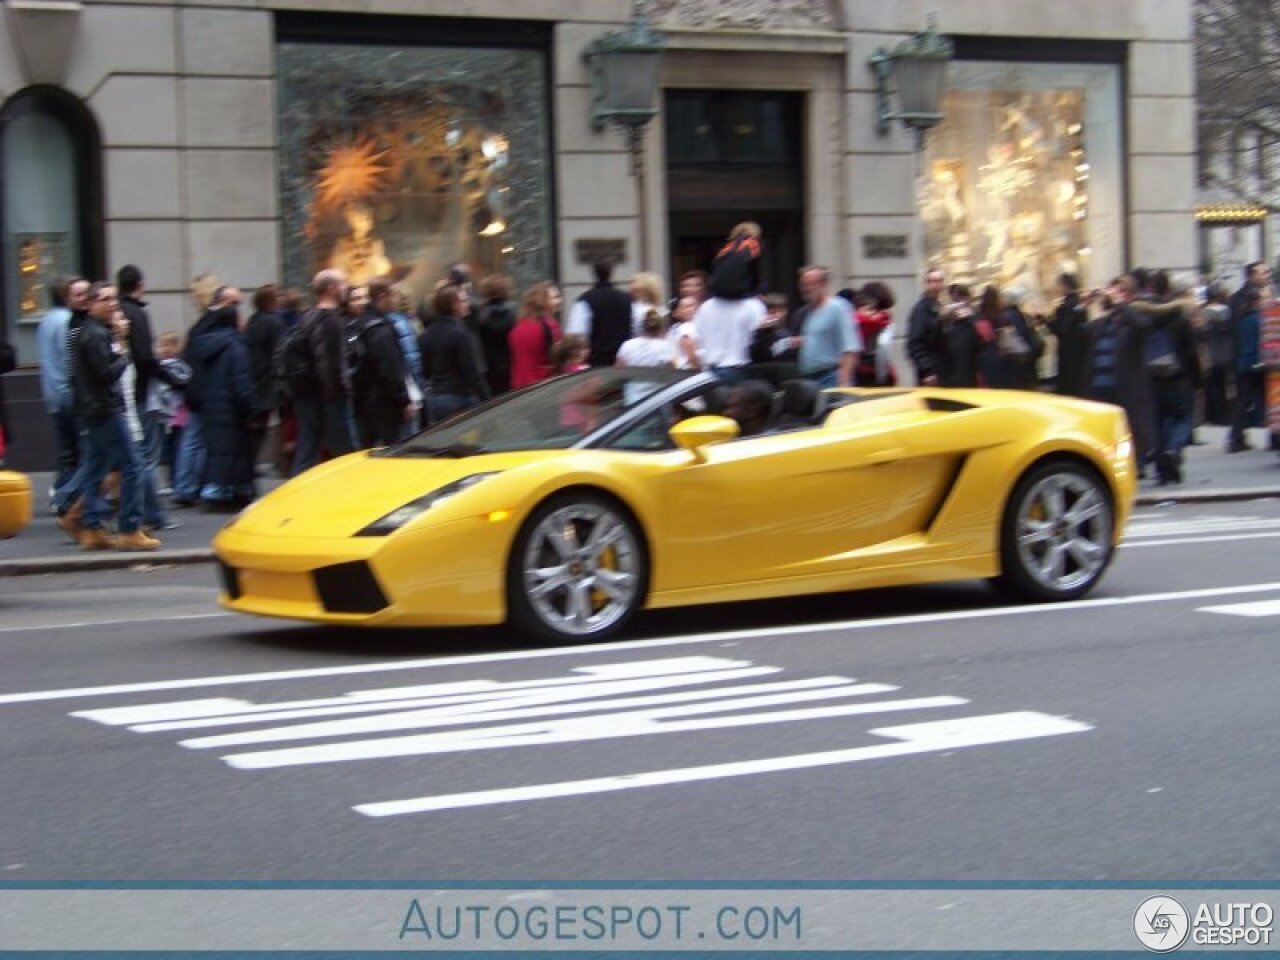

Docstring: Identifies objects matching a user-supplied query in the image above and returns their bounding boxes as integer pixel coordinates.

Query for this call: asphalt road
[2,498,1278,882]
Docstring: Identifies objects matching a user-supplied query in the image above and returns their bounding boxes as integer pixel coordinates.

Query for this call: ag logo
[1134,896,1190,952]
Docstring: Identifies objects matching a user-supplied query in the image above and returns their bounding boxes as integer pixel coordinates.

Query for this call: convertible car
[214,369,1136,642]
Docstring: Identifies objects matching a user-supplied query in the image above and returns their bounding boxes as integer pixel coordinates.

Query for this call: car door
[652,420,912,590]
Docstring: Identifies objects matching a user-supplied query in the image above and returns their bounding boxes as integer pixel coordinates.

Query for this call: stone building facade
[0,0,1196,468]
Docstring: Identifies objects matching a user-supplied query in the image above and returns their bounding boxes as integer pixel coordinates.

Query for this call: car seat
[774,379,829,428]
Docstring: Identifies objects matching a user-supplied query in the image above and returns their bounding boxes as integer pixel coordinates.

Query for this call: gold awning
[1196,203,1269,223]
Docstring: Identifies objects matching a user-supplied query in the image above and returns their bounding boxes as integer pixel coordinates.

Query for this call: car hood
[229,449,560,539]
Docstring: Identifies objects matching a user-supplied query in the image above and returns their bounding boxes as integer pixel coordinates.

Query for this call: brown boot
[116,530,161,552]
[57,503,84,543]
[79,527,114,551]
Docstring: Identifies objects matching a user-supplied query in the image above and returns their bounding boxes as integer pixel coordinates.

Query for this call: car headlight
[356,473,500,537]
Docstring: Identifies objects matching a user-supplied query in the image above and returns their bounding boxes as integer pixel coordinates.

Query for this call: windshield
[392,368,695,456]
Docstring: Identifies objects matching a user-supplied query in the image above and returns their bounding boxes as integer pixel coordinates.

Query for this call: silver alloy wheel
[1014,470,1112,594]
[521,501,642,637]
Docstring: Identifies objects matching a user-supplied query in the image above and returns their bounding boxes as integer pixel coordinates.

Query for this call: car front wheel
[507,492,647,643]
[994,460,1115,602]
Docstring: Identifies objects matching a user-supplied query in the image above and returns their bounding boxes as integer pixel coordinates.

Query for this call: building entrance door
[665,90,805,304]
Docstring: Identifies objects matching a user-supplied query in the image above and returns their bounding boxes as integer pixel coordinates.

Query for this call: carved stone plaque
[575,237,627,265]
[862,234,909,259]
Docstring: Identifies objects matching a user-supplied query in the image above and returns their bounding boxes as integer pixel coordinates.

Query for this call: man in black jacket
[117,264,157,412]
[68,282,159,551]
[354,280,413,447]
[292,270,357,475]
[907,268,946,385]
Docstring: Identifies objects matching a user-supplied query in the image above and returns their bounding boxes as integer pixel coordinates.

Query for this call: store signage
[862,234,908,259]
[575,237,627,265]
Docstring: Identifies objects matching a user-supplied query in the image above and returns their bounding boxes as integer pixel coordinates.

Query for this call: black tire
[506,491,648,643]
[992,459,1115,602]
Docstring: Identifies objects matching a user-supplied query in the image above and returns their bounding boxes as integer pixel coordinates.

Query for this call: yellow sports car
[215,369,1136,642]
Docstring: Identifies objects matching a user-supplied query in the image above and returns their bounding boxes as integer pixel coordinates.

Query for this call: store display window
[276,42,553,300]
[920,61,1123,308]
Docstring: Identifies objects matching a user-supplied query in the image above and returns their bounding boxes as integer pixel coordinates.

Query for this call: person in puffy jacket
[187,287,256,510]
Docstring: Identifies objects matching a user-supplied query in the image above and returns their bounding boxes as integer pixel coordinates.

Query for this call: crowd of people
[904,262,1276,486]
[11,227,1277,552]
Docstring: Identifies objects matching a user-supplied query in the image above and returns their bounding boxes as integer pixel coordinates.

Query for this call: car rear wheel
[994,460,1114,602]
[507,492,647,643]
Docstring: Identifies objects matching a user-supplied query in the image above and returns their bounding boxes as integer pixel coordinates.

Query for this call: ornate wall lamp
[584,0,666,267]
[869,13,954,152]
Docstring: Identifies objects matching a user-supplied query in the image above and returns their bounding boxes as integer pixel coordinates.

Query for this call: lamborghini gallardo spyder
[214,368,1136,642]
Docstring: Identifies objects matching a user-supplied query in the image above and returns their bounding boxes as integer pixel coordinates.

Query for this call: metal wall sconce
[869,13,954,151]
[583,0,666,267]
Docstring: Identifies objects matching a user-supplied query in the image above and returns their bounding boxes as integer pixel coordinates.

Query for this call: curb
[1134,487,1280,507]
[0,549,215,577]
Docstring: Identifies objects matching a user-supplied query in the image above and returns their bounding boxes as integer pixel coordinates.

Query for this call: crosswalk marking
[353,712,1092,817]
[1197,598,1280,618]
[69,655,1091,817]
[1125,514,1280,539]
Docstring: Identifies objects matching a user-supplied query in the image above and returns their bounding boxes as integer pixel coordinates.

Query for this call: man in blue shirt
[795,265,862,388]
[38,277,88,492]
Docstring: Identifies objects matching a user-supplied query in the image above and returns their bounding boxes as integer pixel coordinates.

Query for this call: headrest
[780,378,822,418]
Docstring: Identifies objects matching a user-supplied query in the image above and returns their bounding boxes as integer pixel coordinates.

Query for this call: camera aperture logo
[1134,896,1190,953]
[1135,896,1275,951]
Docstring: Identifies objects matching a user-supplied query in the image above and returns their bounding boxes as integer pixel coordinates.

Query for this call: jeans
[293,396,356,475]
[805,369,839,390]
[50,406,80,491]
[141,464,169,527]
[77,414,145,534]
[709,365,746,387]
[173,413,206,501]
[1230,368,1265,445]
[142,410,167,473]
[1153,380,1193,481]
[426,393,474,427]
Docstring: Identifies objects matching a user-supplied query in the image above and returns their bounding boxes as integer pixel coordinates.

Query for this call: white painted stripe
[1124,518,1280,538]
[353,711,1090,816]
[225,693,967,770]
[1122,532,1280,549]
[0,612,232,636]
[152,667,781,738]
[6,580,1280,707]
[181,677,892,751]
[73,657,761,728]
[1197,599,1280,618]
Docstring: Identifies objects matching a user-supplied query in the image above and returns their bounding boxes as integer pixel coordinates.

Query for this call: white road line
[227,693,969,770]
[1197,599,1280,618]
[71,657,767,729]
[1121,532,1280,549]
[0,612,232,636]
[6,580,1280,707]
[352,711,1090,816]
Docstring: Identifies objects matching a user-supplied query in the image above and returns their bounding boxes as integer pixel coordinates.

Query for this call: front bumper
[213,516,511,627]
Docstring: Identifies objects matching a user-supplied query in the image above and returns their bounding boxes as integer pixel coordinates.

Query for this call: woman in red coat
[853,281,896,385]
[508,282,563,389]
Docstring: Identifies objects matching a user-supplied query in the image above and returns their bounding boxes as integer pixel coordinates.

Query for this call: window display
[3,109,80,326]
[276,43,553,301]
[920,61,1123,308]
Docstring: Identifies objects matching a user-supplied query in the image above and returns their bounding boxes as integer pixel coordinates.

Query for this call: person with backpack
[694,222,767,385]
[1127,271,1200,484]
[353,279,413,448]
[289,269,357,475]
[509,281,562,389]
[420,282,491,424]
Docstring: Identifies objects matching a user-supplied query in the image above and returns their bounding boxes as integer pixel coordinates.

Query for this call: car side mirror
[670,415,740,460]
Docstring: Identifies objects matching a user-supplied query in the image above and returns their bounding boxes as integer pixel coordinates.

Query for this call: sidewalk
[2,426,1278,576]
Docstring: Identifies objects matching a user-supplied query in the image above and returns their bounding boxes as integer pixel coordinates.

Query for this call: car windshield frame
[385,368,713,457]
